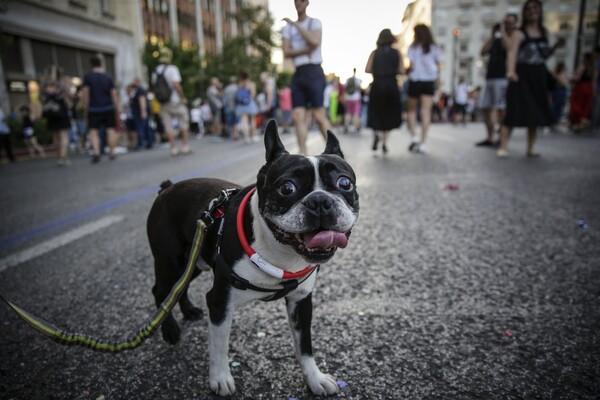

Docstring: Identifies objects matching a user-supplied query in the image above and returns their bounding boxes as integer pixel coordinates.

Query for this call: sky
[268,0,412,87]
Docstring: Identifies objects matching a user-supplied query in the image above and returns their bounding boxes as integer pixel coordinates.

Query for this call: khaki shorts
[159,102,190,132]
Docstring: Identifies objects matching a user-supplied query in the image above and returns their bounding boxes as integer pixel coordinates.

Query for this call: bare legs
[239,114,257,143]
[53,129,69,164]
[407,95,433,153]
[498,125,539,158]
[293,107,329,155]
[89,127,118,160]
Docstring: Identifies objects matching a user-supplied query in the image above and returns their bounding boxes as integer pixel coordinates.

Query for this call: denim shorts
[291,64,326,109]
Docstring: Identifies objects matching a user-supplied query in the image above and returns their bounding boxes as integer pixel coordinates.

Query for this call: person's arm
[173,81,187,104]
[481,25,498,56]
[365,51,375,74]
[80,86,89,111]
[572,64,584,83]
[548,36,566,58]
[139,93,148,119]
[397,50,405,75]
[505,30,524,81]
[281,18,319,58]
[111,88,121,115]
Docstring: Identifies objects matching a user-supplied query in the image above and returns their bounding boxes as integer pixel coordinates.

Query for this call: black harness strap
[214,254,318,302]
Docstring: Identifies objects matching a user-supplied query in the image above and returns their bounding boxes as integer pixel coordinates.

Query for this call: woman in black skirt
[365,29,404,154]
[497,0,564,158]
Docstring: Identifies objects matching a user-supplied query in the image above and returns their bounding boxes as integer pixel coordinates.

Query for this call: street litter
[578,219,589,229]
[337,380,348,389]
[442,183,459,191]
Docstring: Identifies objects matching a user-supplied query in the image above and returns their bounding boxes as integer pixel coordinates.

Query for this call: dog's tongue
[303,231,348,249]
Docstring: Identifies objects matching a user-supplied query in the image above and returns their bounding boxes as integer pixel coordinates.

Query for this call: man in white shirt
[282,0,330,155]
[153,47,190,156]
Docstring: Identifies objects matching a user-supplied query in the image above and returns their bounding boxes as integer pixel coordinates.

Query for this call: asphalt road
[1,123,599,400]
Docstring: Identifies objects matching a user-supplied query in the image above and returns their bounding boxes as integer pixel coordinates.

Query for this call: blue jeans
[551,87,567,125]
[134,115,152,148]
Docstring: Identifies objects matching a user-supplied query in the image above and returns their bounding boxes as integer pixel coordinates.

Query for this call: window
[0,34,22,73]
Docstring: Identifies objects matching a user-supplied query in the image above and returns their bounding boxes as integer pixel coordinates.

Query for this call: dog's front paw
[305,371,339,396]
[209,369,236,396]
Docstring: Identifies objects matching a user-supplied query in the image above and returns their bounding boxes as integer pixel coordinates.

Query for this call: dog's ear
[322,131,345,159]
[264,120,288,163]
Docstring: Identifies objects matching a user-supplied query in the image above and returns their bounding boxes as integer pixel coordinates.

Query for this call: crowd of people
[1,0,597,165]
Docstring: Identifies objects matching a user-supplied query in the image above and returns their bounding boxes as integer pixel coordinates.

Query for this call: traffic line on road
[0,215,124,273]
[0,133,312,253]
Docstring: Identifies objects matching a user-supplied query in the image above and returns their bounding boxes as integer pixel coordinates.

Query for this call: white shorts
[480,78,508,110]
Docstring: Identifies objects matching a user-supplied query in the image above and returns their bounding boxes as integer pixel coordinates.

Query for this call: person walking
[476,13,517,147]
[0,107,15,163]
[235,70,259,144]
[454,77,469,126]
[497,0,565,158]
[365,28,404,154]
[282,0,330,155]
[19,105,45,159]
[81,56,120,163]
[406,24,442,154]
[42,81,71,165]
[131,78,152,149]
[569,52,594,132]
[152,47,191,155]
[260,71,277,131]
[550,61,569,131]
[278,85,293,133]
[343,68,362,133]
[206,77,223,139]
[223,76,240,140]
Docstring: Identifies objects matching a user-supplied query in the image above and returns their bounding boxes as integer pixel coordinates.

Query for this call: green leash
[0,218,208,353]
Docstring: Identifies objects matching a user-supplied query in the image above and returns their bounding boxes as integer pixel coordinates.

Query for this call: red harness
[236,187,317,280]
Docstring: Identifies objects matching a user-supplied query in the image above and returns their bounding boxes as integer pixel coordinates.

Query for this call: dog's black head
[255,121,359,264]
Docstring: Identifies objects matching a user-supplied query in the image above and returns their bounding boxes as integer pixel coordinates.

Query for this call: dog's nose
[304,192,333,216]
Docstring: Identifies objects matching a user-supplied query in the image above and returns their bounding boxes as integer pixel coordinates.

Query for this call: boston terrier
[146,120,359,396]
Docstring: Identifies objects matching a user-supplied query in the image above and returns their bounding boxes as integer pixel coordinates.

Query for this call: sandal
[181,146,193,155]
[170,147,179,156]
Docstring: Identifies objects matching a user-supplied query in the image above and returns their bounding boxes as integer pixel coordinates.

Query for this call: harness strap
[214,253,318,302]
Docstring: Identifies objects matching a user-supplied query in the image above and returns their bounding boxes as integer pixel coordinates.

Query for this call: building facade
[0,0,144,114]
[0,0,269,114]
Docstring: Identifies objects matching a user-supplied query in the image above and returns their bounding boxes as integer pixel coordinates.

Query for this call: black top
[486,38,507,79]
[372,46,400,79]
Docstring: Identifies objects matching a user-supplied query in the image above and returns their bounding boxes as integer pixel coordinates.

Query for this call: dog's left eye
[336,176,354,191]
[278,181,297,196]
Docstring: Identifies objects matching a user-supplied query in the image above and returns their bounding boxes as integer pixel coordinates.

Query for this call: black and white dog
[147,121,359,396]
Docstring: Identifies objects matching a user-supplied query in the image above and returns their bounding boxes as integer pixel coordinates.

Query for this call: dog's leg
[286,294,339,396]
[206,284,236,396]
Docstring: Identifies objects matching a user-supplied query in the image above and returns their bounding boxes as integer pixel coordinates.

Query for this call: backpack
[345,77,357,95]
[153,67,172,103]
[235,87,251,106]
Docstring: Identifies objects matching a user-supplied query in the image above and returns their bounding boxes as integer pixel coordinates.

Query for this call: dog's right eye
[278,181,296,196]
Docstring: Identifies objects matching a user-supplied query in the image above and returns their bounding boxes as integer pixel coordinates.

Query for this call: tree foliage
[203,3,276,87]
[141,3,277,100]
